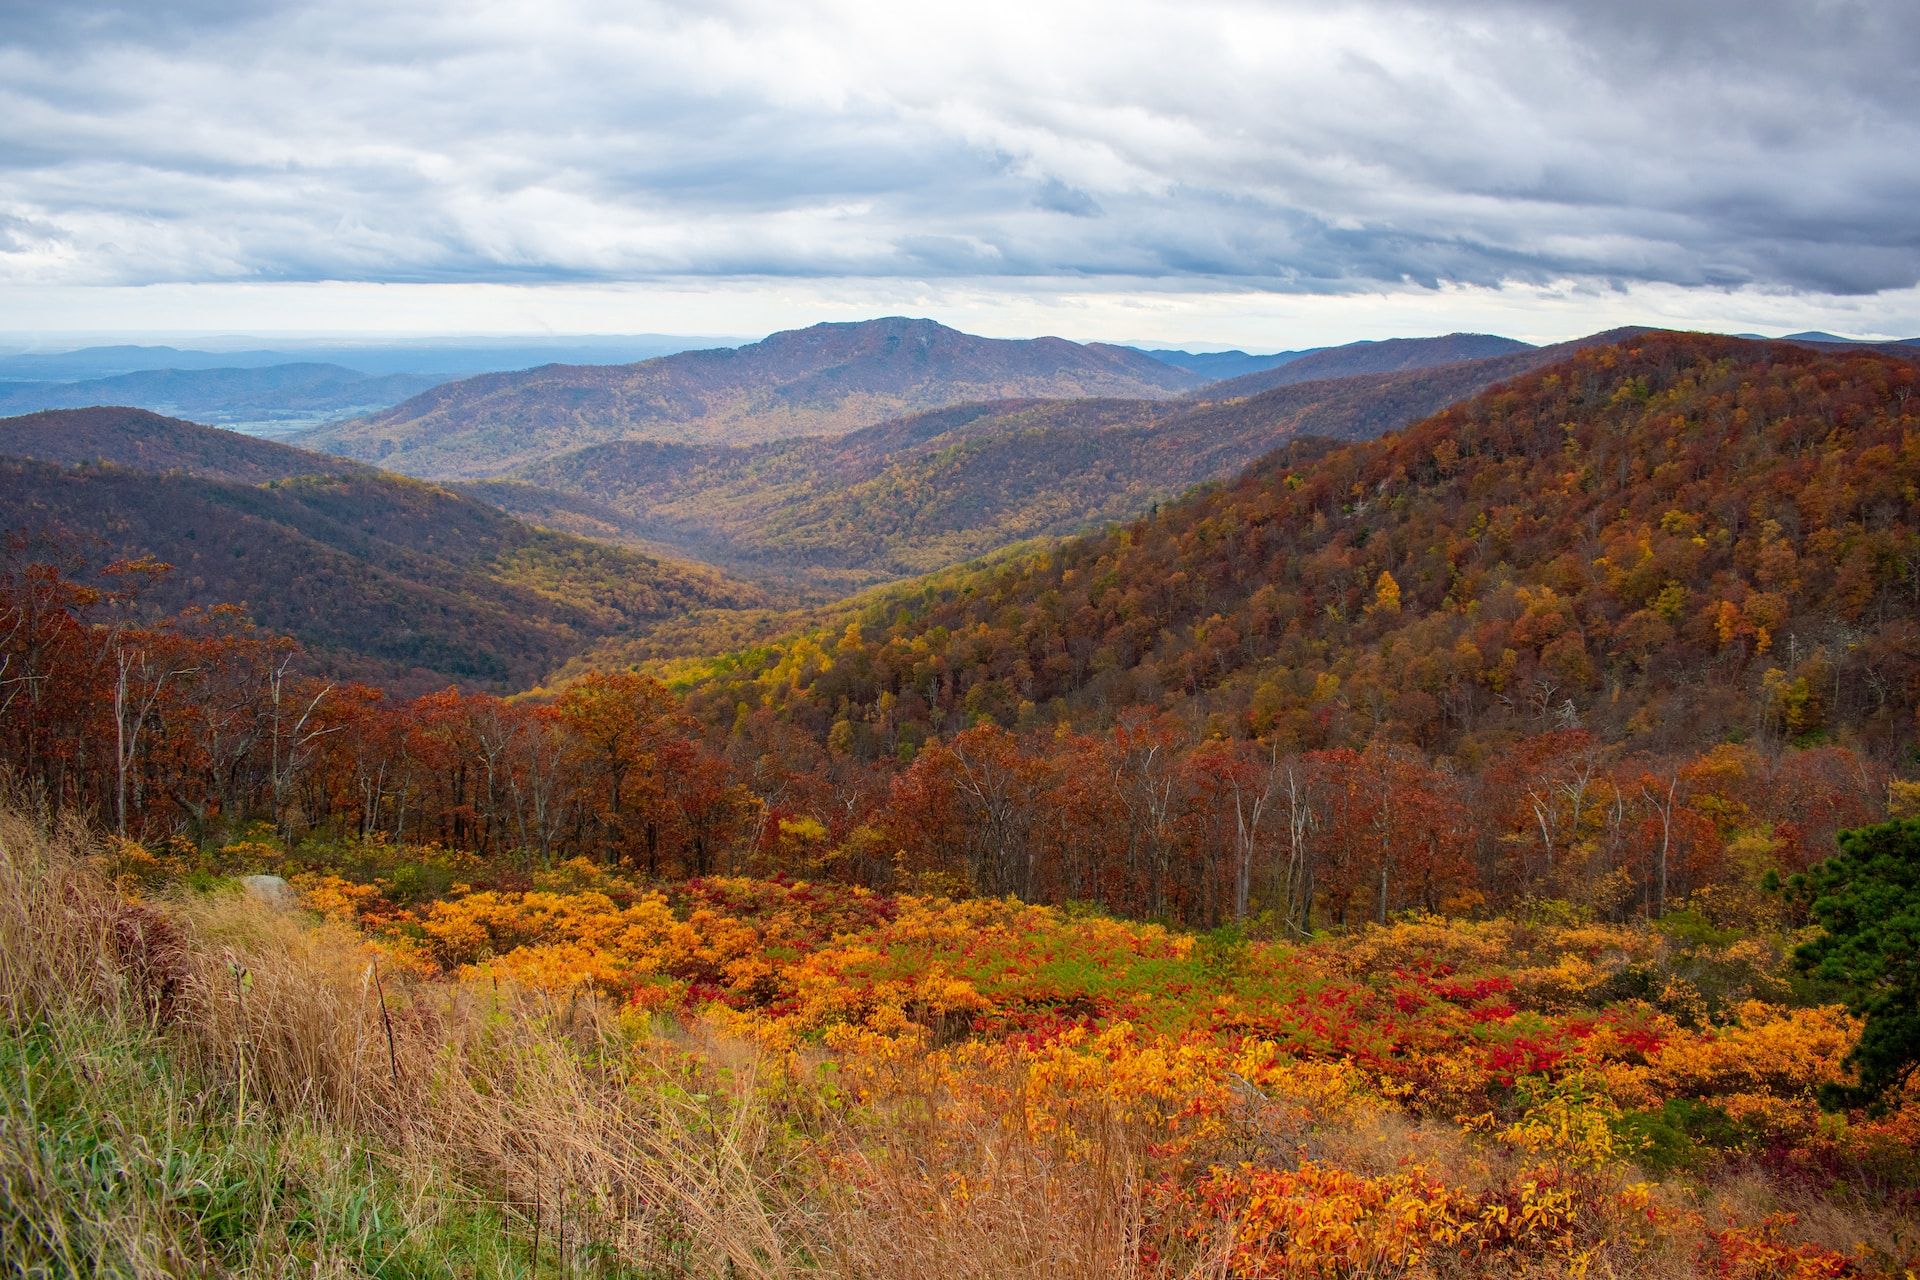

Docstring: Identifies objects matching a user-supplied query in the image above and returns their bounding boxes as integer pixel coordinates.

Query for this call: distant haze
[0,333,746,437]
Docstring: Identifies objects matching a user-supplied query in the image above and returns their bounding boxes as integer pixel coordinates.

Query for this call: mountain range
[267,319,1582,592]
[1189,332,1533,397]
[1127,347,1316,380]
[9,320,1918,718]
[1737,331,1920,348]
[0,337,746,437]
[445,331,1624,595]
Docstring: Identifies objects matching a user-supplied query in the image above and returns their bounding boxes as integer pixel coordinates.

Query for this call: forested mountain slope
[9,341,1918,942]
[299,317,1202,474]
[671,332,1920,763]
[0,408,758,692]
[503,398,1168,592]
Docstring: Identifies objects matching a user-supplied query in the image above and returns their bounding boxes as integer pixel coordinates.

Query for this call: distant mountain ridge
[0,408,757,692]
[1730,330,1920,347]
[1130,347,1318,380]
[298,317,1205,474]
[0,364,444,427]
[1195,332,1535,398]
[0,336,740,381]
[0,345,306,379]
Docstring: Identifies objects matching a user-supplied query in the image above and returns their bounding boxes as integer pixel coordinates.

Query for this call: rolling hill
[0,408,759,693]
[0,406,374,481]
[297,317,1204,474]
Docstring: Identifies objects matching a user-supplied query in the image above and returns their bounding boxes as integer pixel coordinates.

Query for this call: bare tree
[1639,769,1679,917]
[111,640,199,837]
[1275,761,1319,936]
[267,654,335,842]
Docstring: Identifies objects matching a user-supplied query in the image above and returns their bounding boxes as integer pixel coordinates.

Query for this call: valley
[303,320,1586,594]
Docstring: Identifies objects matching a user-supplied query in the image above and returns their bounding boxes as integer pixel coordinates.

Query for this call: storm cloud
[2,0,1917,299]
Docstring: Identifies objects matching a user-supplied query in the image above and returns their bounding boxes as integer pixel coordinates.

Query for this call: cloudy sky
[4,0,1918,347]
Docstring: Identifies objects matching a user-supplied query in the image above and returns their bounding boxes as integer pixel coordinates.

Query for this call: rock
[240,874,297,911]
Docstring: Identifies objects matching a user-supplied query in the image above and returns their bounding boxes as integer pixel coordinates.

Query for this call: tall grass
[0,806,549,1277]
[11,803,1919,1277]
[0,806,1202,1278]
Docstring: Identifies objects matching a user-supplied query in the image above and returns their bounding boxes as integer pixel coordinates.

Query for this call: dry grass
[0,805,1215,1278]
[800,1061,1207,1280]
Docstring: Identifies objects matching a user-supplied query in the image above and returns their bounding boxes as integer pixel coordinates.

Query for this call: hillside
[663,332,1920,764]
[1198,331,1535,398]
[0,363,443,429]
[0,408,757,692]
[504,398,1165,592]
[0,405,371,481]
[298,317,1204,475]
[500,343,1575,595]
[7,344,1920,1280]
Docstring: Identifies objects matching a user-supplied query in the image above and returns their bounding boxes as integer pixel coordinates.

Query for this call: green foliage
[1195,921,1250,978]
[0,1014,549,1279]
[1795,818,1920,1109]
[1613,1098,1754,1174]
[1655,906,1739,951]
[384,858,458,906]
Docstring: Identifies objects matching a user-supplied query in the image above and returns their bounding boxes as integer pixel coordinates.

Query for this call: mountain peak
[746,316,969,356]
[301,317,1201,475]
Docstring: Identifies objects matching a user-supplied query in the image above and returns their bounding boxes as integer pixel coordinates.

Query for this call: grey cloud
[0,0,293,50]
[0,0,1915,297]
[1032,180,1103,218]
